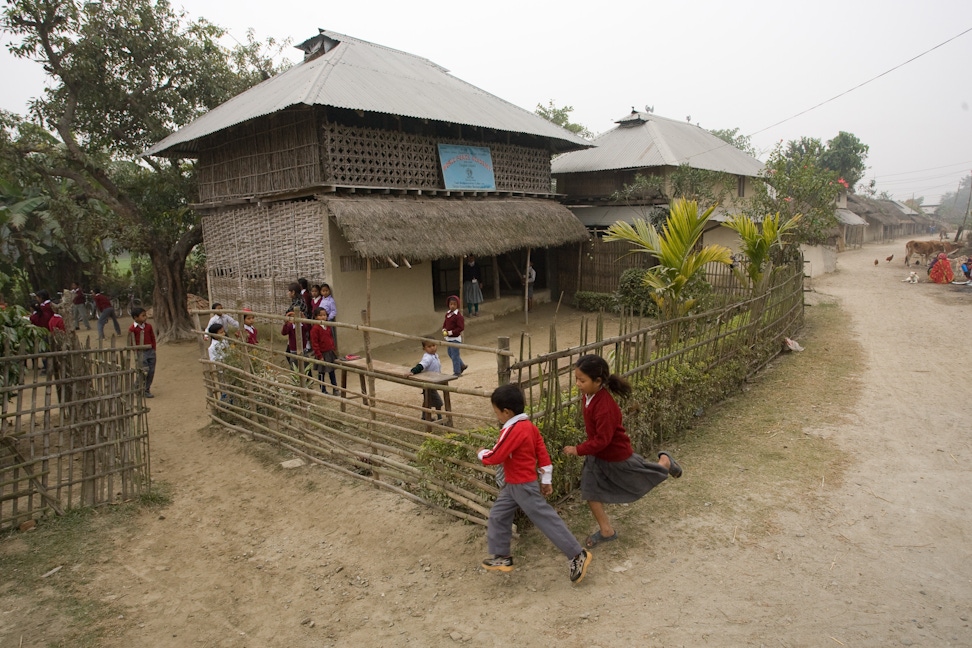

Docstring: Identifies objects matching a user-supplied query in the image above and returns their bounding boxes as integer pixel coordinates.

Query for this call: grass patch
[0,501,160,647]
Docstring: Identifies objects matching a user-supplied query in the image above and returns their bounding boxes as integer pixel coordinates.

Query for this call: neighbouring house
[145,30,591,347]
[548,110,764,295]
[846,194,925,244]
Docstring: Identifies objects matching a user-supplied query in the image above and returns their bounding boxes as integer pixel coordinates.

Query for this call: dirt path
[5,240,972,647]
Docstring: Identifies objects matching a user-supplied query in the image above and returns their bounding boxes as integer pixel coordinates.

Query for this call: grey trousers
[487,480,583,558]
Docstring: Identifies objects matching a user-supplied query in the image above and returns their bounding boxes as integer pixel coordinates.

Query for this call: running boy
[408,340,443,421]
[128,307,157,398]
[478,384,592,583]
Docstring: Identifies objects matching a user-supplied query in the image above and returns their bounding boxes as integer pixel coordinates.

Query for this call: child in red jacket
[441,295,467,376]
[478,384,592,584]
[128,307,157,398]
[563,354,682,548]
[310,306,337,394]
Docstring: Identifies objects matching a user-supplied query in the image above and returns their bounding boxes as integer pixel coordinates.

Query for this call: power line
[748,26,972,137]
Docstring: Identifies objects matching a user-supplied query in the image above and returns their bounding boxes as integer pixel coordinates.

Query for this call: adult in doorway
[463,255,484,317]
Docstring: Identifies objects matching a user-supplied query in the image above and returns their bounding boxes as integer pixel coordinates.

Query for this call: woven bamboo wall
[197,107,321,203]
[553,238,653,295]
[322,122,551,193]
[203,200,329,314]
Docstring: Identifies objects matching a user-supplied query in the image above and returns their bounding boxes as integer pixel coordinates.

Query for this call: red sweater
[93,293,112,312]
[479,416,552,484]
[48,313,66,332]
[442,309,464,339]
[310,323,334,359]
[577,389,634,462]
[128,322,157,350]
[280,321,298,352]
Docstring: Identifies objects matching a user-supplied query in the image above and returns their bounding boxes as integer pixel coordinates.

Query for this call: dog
[902,271,919,284]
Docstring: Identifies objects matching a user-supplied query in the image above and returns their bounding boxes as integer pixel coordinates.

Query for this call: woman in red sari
[929,253,955,284]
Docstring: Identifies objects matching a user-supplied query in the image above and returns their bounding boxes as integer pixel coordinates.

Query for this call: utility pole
[956,171,972,243]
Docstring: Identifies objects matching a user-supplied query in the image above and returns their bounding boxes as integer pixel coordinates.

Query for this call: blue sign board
[438,144,496,191]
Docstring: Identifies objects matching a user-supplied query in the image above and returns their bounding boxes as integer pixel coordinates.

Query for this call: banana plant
[605,198,732,320]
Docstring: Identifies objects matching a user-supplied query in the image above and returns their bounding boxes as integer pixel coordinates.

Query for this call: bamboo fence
[196,260,804,526]
[0,335,151,532]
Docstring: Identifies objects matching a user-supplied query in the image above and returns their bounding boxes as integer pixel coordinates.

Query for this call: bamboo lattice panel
[197,107,321,203]
[322,122,551,193]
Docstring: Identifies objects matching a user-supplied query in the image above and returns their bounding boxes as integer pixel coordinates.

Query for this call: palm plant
[722,212,802,294]
[605,198,732,319]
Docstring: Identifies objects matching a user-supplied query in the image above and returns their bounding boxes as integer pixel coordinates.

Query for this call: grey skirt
[580,453,669,504]
[463,281,484,304]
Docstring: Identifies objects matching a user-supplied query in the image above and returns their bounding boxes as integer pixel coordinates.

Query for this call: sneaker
[568,549,592,583]
[144,392,154,398]
[481,555,513,572]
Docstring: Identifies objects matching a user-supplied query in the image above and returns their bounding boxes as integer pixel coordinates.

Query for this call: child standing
[320,283,338,351]
[241,310,258,345]
[310,306,337,394]
[563,354,682,548]
[70,282,91,330]
[408,340,443,421]
[442,295,467,376]
[280,310,300,370]
[93,288,121,339]
[128,307,157,398]
[478,384,592,583]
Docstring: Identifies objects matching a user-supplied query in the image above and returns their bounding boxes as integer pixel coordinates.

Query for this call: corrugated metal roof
[551,111,764,176]
[146,30,591,157]
[836,209,867,226]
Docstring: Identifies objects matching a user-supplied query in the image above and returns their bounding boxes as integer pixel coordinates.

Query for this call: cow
[904,240,961,266]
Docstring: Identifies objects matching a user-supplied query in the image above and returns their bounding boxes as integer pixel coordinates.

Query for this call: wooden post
[497,336,510,386]
[364,258,375,412]
[492,256,500,299]
[458,255,464,313]
[523,248,531,326]
[577,242,584,293]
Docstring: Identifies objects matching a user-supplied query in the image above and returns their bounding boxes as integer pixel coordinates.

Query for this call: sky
[3,0,972,206]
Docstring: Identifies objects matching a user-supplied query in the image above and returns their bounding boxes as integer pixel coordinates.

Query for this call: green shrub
[572,291,617,312]
[617,268,657,316]
[416,430,497,511]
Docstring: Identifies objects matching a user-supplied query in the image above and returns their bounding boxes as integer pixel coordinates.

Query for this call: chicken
[874,259,879,265]
[886,254,894,262]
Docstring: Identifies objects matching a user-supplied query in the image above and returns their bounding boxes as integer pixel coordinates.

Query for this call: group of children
[205,279,340,395]
[477,354,682,585]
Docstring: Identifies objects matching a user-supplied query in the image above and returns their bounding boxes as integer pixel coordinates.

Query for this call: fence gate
[0,339,151,532]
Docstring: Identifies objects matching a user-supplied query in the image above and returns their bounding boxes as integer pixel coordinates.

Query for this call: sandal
[585,529,618,548]
[658,451,683,479]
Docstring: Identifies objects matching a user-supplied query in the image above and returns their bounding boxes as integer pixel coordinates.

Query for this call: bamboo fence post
[497,336,510,386]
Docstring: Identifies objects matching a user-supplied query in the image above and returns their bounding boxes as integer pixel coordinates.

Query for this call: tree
[820,131,869,192]
[1,0,285,340]
[747,141,841,246]
[535,100,593,139]
[604,198,732,320]
[709,127,757,157]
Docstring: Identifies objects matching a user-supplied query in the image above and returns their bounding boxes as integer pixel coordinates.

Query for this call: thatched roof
[326,197,589,259]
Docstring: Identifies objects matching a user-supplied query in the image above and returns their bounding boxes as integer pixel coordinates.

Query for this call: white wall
[800,244,837,277]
